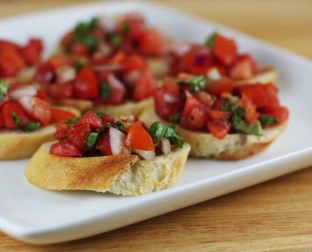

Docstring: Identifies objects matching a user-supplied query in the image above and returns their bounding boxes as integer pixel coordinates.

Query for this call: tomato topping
[205,78,234,96]
[19,38,43,65]
[261,106,289,124]
[206,117,231,140]
[125,121,155,151]
[67,123,91,152]
[74,67,98,98]
[138,29,164,56]
[74,111,103,130]
[54,122,71,140]
[119,14,146,40]
[51,108,76,123]
[50,139,82,157]
[212,34,237,66]
[0,113,5,127]
[229,54,258,80]
[240,93,258,124]
[2,101,30,128]
[47,82,74,100]
[96,130,113,155]
[122,54,147,74]
[132,70,158,101]
[0,40,19,54]
[235,84,267,108]
[0,49,26,77]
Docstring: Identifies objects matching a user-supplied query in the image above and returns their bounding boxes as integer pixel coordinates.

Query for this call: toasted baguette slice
[235,65,278,85]
[24,141,191,196]
[50,99,93,113]
[139,106,287,160]
[0,106,80,160]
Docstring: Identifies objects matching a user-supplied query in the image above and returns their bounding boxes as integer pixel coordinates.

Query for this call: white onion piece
[163,92,178,103]
[107,73,124,89]
[132,148,156,161]
[108,127,128,155]
[98,15,117,33]
[168,39,191,56]
[160,137,171,155]
[9,85,37,100]
[92,64,123,72]
[55,65,76,83]
[206,68,221,80]
[123,70,140,86]
[18,96,33,113]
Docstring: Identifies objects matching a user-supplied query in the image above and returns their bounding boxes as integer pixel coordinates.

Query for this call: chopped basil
[65,116,81,124]
[75,61,85,73]
[178,75,207,92]
[205,32,218,48]
[24,121,41,132]
[169,113,181,124]
[99,83,112,99]
[0,80,9,102]
[259,114,279,125]
[108,33,122,46]
[222,101,263,135]
[121,23,130,34]
[73,17,98,49]
[81,35,97,50]
[84,132,99,152]
[10,111,23,125]
[113,121,126,132]
[96,111,105,118]
[148,122,185,148]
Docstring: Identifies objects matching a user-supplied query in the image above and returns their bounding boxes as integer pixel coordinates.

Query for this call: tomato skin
[96,130,113,155]
[240,93,258,124]
[122,54,147,74]
[229,54,258,80]
[0,49,26,77]
[212,34,237,66]
[49,139,82,157]
[235,84,267,108]
[260,106,289,124]
[75,111,103,131]
[54,122,71,140]
[47,82,74,100]
[119,14,146,40]
[138,29,164,56]
[74,67,99,98]
[19,38,43,65]
[67,123,91,152]
[34,63,55,85]
[0,40,19,54]
[2,101,30,129]
[206,117,231,140]
[206,78,234,96]
[51,108,76,123]
[70,42,91,56]
[0,113,5,127]
[263,83,280,108]
[125,121,155,151]
[207,109,230,120]
[132,70,158,101]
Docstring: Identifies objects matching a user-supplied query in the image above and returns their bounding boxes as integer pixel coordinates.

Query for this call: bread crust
[139,106,287,160]
[0,106,80,160]
[24,142,190,196]
[235,65,278,85]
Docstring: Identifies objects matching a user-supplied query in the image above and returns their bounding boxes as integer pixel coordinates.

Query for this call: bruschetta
[0,38,44,84]
[24,111,190,196]
[0,80,80,160]
[139,73,289,160]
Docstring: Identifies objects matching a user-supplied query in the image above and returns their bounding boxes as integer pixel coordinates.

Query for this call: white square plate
[1,0,312,245]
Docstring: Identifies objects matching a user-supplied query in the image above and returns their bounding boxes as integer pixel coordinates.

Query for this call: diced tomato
[34,63,55,84]
[263,83,280,108]
[212,34,237,66]
[74,111,103,130]
[19,97,52,126]
[235,84,268,108]
[54,122,71,140]
[206,78,234,96]
[120,14,146,40]
[35,89,48,101]
[229,54,258,80]
[261,106,289,124]
[207,109,231,120]
[182,94,204,117]
[47,82,74,99]
[122,54,147,74]
[47,56,70,69]
[138,29,164,56]
[49,139,82,157]
[132,70,158,101]
[186,107,207,129]
[67,123,90,152]
[51,108,76,123]
[101,114,116,127]
[206,117,231,140]
[74,67,98,98]
[240,93,258,124]
[2,101,30,128]
[0,49,26,77]
[193,91,215,108]
[125,121,155,151]
[70,42,91,56]
[110,51,126,65]
[96,130,113,155]
[19,38,43,65]
[0,113,5,127]
[0,40,19,54]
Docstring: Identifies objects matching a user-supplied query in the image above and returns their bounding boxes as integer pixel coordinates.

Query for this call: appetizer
[24,111,190,196]
[0,80,79,160]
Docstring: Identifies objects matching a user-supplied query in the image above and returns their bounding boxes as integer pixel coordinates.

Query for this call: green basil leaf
[259,114,279,125]
[81,35,97,50]
[148,122,185,148]
[75,61,86,73]
[205,32,218,48]
[24,121,41,132]
[113,121,126,132]
[0,80,9,102]
[99,83,112,99]
[84,132,99,152]
[108,33,122,46]
[65,116,82,124]
[178,75,207,92]
[10,111,23,125]
[74,17,98,40]
[121,23,130,34]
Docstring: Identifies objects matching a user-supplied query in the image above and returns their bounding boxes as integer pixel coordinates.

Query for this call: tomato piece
[206,78,234,95]
[122,54,147,74]
[182,94,204,117]
[263,83,280,108]
[70,42,91,56]
[0,40,19,54]
[74,111,103,130]
[212,34,237,66]
[110,51,126,65]
[35,89,48,101]
[235,84,268,108]
[19,38,43,65]
[54,122,71,140]
[132,70,158,101]
[47,82,74,99]
[51,108,76,123]
[240,93,258,124]
[193,91,215,108]
[34,63,55,84]
[2,101,30,128]
[101,114,116,127]
[119,14,146,40]
[207,109,231,120]
[67,123,90,152]
[74,67,98,98]
[0,113,5,127]
[49,139,82,157]
[0,49,26,77]
[48,56,70,69]
[96,130,113,155]
[206,117,231,140]
[261,106,289,124]
[125,121,154,151]
[138,29,164,56]
[229,54,258,80]
[186,107,208,129]
[20,97,52,126]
